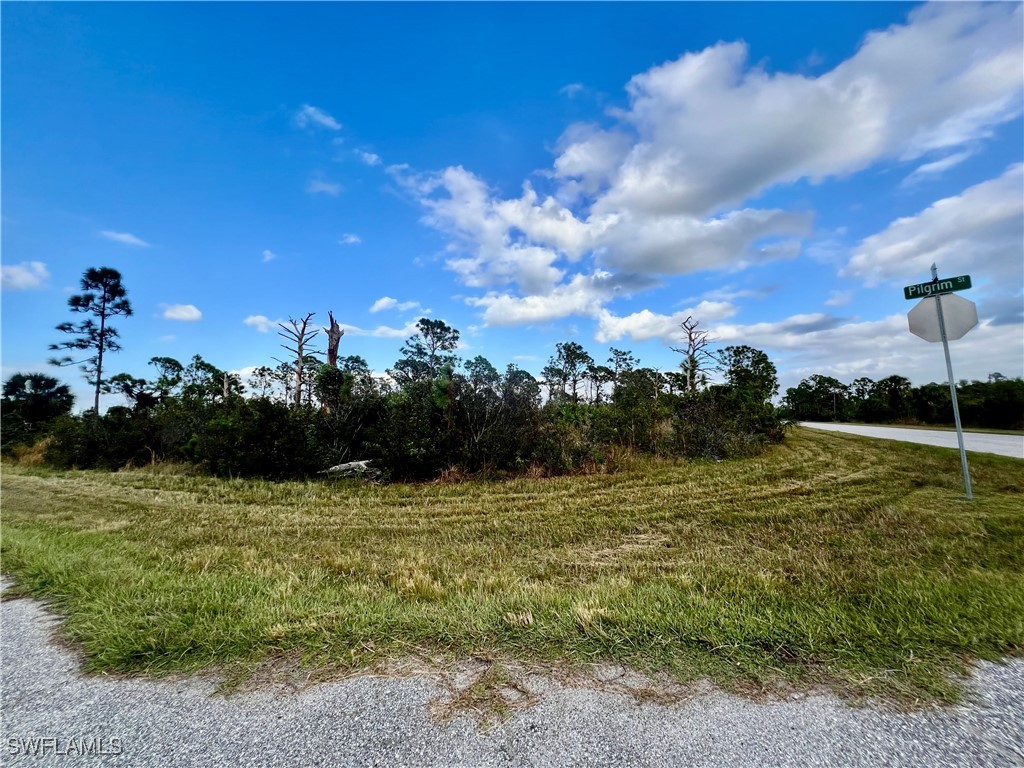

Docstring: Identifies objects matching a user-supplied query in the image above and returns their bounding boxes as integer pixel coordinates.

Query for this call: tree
[104,373,159,411]
[277,313,321,407]
[543,342,594,404]
[719,345,778,403]
[49,267,133,413]
[607,348,638,397]
[872,375,913,422]
[1,372,74,447]
[324,311,345,368]
[390,318,461,385]
[782,375,849,421]
[671,316,717,393]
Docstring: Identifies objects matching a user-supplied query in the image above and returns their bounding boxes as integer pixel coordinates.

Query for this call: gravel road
[3,583,1023,767]
[800,423,1024,459]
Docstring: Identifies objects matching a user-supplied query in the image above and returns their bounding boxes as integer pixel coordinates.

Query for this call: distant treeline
[2,319,786,481]
[780,373,1024,430]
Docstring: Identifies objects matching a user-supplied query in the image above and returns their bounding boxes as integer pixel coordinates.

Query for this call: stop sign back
[908,293,978,343]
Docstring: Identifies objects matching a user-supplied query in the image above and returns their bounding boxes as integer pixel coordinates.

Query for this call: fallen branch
[318,459,379,479]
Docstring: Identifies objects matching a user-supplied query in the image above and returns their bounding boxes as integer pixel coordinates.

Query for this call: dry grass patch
[2,428,1022,707]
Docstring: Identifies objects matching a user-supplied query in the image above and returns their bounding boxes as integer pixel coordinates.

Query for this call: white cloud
[229,365,261,382]
[594,301,738,344]
[825,290,853,307]
[101,230,150,247]
[355,150,381,166]
[307,178,341,196]
[294,104,341,131]
[733,314,1024,391]
[580,3,1022,219]
[470,271,660,328]
[370,297,420,313]
[597,209,810,274]
[844,164,1024,286]
[158,335,176,343]
[1,261,49,290]
[161,304,202,322]
[559,83,585,99]
[262,249,277,263]
[338,320,421,339]
[340,233,361,245]
[243,315,282,333]
[389,3,1023,337]
[901,150,974,187]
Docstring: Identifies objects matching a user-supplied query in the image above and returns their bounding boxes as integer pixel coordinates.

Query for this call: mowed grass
[2,428,1022,704]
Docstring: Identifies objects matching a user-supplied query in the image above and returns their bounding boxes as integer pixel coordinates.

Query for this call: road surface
[801,423,1024,459]
[2,581,1023,767]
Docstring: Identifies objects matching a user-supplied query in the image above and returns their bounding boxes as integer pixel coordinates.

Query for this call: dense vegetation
[2,319,784,480]
[781,372,1024,430]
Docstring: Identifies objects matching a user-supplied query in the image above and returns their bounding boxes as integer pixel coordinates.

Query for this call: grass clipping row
[2,428,1022,712]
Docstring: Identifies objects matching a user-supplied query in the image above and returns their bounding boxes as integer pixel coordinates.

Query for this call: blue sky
[3,2,1022,409]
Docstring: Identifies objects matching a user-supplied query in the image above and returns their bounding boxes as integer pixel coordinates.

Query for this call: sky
[3,2,1023,410]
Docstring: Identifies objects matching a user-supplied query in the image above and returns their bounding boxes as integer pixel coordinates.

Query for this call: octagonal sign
[908,293,978,343]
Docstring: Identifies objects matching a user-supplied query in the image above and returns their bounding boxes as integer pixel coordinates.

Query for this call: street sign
[905,264,974,500]
[908,293,978,342]
[904,274,971,300]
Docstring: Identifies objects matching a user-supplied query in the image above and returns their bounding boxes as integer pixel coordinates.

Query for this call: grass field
[2,427,1022,707]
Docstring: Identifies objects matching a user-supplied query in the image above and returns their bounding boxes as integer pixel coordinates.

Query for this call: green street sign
[904,274,971,300]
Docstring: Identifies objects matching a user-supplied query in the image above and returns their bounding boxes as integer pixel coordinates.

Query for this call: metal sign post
[930,265,972,500]
[906,264,974,500]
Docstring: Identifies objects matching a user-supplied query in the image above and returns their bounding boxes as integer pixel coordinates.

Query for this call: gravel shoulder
[2,582,1023,767]
[800,423,1024,459]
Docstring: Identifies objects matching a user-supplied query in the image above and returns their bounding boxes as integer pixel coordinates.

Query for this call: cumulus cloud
[161,304,202,322]
[582,2,1022,218]
[748,315,1024,391]
[294,104,341,131]
[262,249,277,263]
[844,164,1024,286]
[594,301,738,344]
[243,315,280,333]
[597,210,810,274]
[1,261,49,290]
[307,178,341,196]
[340,233,361,245]
[370,297,419,313]
[101,231,150,247]
[355,150,381,166]
[337,320,421,339]
[470,271,661,328]
[388,3,1023,339]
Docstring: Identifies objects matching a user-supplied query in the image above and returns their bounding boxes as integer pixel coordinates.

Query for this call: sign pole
[931,263,972,500]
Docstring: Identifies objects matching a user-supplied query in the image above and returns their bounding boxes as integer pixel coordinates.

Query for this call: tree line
[1,266,789,480]
[780,373,1024,430]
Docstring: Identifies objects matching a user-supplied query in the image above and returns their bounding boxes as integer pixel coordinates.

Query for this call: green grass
[2,428,1022,705]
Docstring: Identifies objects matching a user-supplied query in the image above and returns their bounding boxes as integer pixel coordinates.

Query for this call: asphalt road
[800,422,1024,459]
[3,583,1023,767]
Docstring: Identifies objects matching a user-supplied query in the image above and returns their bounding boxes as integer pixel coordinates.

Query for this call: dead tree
[324,311,345,368]
[277,313,321,407]
[670,316,717,394]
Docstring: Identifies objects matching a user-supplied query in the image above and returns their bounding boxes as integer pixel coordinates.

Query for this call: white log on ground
[319,459,378,478]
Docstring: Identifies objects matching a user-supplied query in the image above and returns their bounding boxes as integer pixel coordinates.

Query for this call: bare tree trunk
[671,316,717,394]
[325,311,344,368]
[277,313,320,407]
